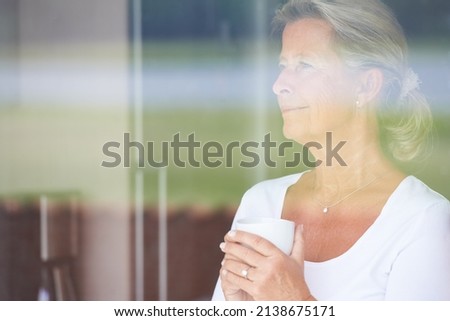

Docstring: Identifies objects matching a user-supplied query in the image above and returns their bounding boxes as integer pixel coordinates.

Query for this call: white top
[212,172,450,300]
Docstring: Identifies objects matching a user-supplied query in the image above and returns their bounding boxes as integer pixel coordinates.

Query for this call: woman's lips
[281,106,309,113]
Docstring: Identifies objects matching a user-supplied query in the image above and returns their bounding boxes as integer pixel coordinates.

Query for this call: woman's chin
[282,124,306,142]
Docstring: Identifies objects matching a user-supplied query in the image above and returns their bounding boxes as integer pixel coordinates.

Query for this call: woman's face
[273,18,359,143]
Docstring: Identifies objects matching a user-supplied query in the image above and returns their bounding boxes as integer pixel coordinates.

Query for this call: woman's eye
[296,62,313,71]
[278,62,313,72]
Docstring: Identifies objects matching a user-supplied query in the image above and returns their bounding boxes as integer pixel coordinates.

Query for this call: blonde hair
[273,0,432,162]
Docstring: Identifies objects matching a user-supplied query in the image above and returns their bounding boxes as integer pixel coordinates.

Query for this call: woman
[212,0,450,300]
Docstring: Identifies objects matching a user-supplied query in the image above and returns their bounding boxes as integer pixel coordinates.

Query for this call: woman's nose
[272,71,293,96]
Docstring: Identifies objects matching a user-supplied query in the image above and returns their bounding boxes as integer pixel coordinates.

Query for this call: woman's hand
[219,224,314,301]
[219,252,255,301]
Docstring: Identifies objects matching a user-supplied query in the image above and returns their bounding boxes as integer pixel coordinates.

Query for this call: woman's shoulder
[389,175,450,235]
[397,176,450,208]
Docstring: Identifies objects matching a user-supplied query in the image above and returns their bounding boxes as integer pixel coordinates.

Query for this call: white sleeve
[385,201,450,300]
[211,278,225,301]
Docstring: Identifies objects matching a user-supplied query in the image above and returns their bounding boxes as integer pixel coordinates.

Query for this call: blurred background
[0,0,449,300]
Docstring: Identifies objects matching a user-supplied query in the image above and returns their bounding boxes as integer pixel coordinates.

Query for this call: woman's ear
[356,68,384,106]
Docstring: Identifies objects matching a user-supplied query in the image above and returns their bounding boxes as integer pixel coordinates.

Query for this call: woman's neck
[304,127,395,197]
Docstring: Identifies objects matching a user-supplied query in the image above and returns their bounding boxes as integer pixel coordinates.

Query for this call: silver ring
[241,267,250,279]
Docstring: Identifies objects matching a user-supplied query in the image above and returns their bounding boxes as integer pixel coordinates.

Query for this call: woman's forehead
[280,18,338,62]
[283,18,333,39]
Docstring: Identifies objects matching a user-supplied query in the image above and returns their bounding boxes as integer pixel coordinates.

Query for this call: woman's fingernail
[221,260,224,266]
[222,269,228,276]
[228,230,236,237]
[219,242,226,251]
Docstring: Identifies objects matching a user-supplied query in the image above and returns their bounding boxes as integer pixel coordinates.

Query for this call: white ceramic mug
[235,217,295,255]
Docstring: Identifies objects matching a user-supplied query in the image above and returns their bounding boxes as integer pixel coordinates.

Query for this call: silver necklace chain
[314,175,384,214]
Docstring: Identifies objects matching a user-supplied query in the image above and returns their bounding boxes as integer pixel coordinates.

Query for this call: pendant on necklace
[323,207,329,214]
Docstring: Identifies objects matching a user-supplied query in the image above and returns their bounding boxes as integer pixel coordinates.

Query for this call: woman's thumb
[290,224,305,263]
